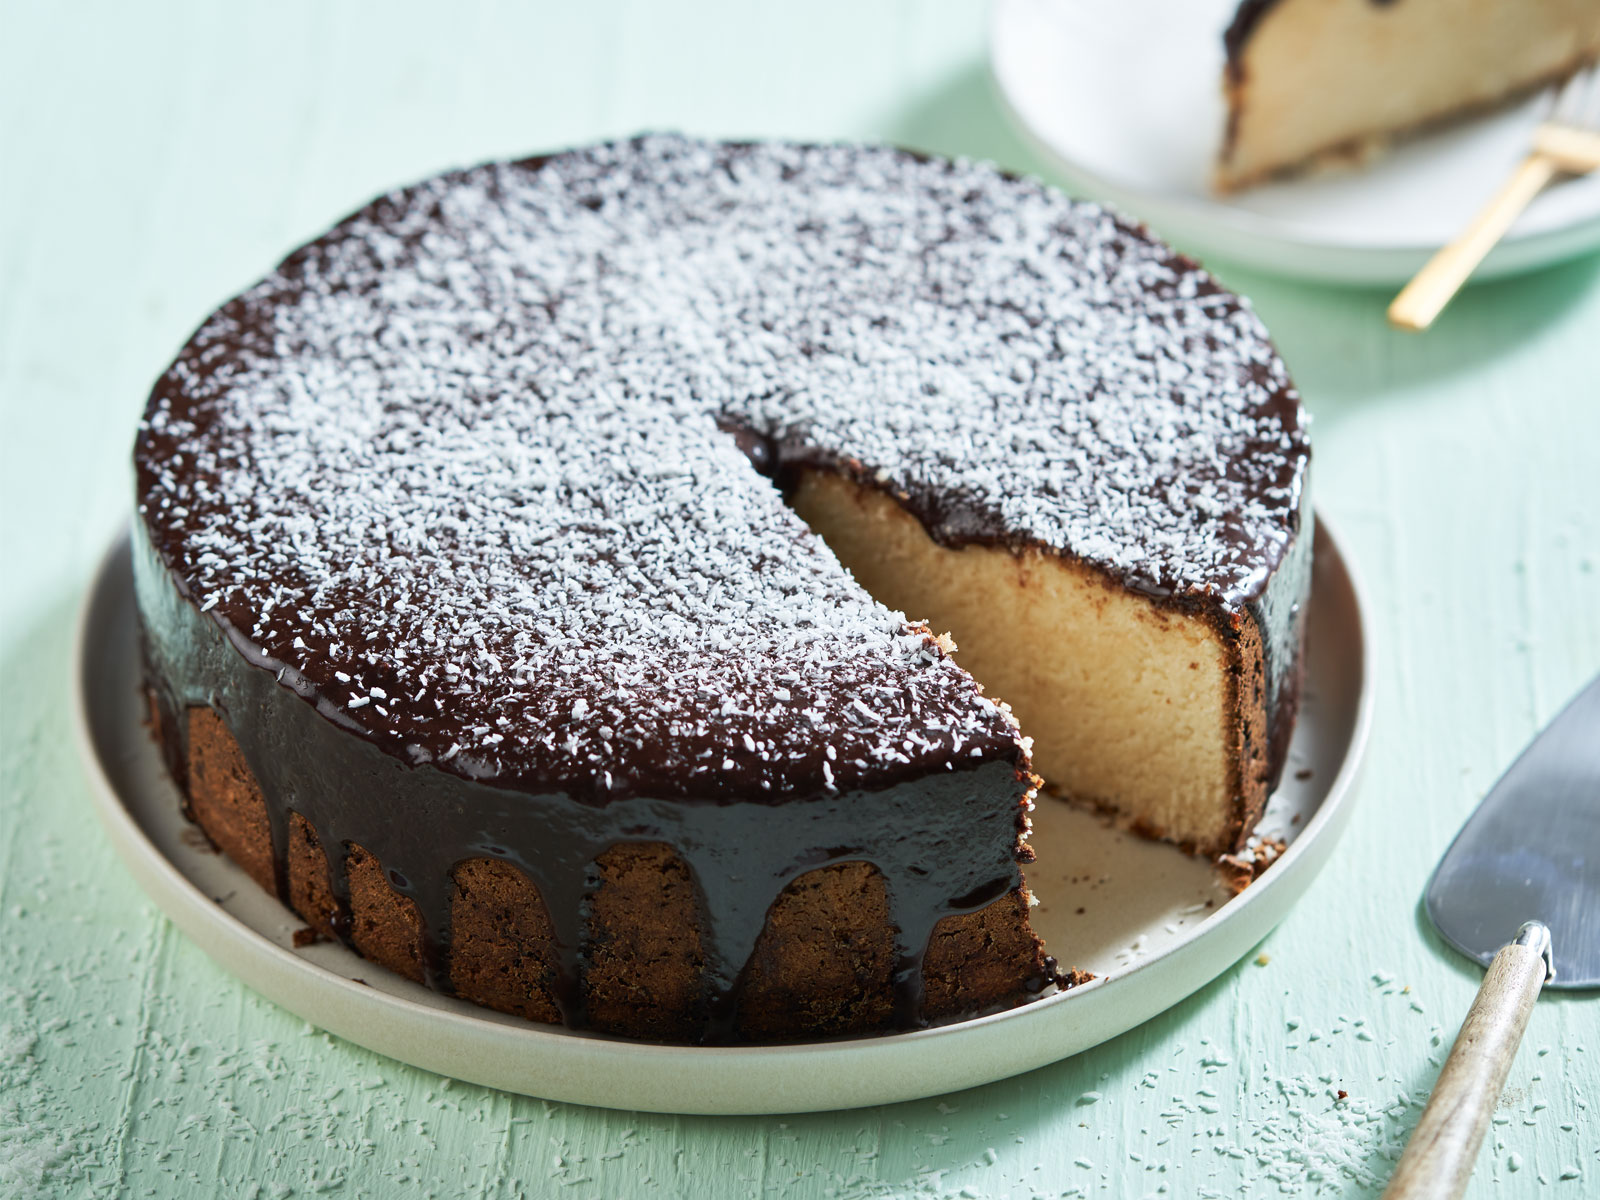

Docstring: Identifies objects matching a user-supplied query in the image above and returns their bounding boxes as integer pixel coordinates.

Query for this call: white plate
[75,521,1370,1115]
[990,0,1600,284]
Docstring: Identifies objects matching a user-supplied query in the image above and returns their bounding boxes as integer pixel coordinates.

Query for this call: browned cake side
[175,705,1049,1042]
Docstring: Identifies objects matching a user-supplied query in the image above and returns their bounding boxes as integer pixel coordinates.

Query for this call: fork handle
[1381,922,1552,1200]
[1388,154,1560,331]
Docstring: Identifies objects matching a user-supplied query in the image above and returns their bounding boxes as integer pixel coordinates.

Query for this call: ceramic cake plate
[990,0,1600,285]
[75,519,1371,1115]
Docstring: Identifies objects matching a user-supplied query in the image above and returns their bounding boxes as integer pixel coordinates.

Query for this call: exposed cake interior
[790,470,1240,854]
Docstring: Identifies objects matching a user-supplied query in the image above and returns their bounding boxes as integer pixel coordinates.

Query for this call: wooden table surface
[2,2,1597,1196]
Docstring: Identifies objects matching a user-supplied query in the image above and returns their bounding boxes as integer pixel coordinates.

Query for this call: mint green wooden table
[3,3,1597,1196]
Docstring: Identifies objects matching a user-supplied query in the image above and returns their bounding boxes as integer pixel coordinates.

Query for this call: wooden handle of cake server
[1381,922,1552,1200]
[1388,154,1559,332]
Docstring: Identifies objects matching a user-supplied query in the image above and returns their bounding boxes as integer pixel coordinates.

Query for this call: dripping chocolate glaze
[134,525,1038,1038]
[133,136,1310,1039]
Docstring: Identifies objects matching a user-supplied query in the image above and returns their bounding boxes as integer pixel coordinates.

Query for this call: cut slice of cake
[1217,0,1600,191]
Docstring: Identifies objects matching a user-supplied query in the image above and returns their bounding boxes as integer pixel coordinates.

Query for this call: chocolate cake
[134,136,1312,1043]
[1217,0,1600,191]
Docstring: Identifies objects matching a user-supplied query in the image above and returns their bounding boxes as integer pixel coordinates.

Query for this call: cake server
[1383,673,1600,1200]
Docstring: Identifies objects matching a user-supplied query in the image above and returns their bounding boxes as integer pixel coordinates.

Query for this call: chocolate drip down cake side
[133,136,1312,1044]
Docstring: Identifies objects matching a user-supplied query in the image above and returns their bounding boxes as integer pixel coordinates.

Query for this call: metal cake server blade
[1383,673,1599,1200]
[1426,673,1600,987]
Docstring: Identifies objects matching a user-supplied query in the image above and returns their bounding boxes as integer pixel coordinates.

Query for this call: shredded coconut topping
[136,136,1306,796]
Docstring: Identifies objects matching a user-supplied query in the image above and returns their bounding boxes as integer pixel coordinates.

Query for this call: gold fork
[1389,63,1600,331]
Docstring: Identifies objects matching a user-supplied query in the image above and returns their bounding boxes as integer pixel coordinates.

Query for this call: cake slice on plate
[1217,0,1600,191]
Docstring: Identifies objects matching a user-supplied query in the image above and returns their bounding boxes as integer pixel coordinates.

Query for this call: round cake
[134,135,1312,1043]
